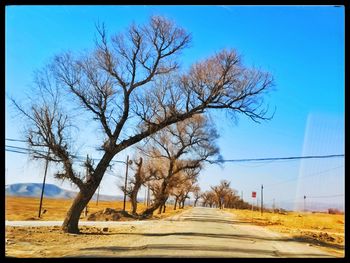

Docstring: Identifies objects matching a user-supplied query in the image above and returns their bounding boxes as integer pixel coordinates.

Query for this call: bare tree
[192,184,202,207]
[202,191,217,208]
[12,16,274,233]
[171,171,198,210]
[211,180,231,209]
[120,156,142,215]
[139,115,219,217]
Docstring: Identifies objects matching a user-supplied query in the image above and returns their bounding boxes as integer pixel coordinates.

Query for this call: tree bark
[173,197,178,210]
[62,153,113,233]
[130,184,142,215]
[158,204,163,214]
[130,157,143,215]
[62,189,94,233]
[141,197,166,217]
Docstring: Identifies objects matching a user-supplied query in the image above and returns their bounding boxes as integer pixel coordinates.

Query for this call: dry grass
[5,196,188,221]
[225,208,344,257]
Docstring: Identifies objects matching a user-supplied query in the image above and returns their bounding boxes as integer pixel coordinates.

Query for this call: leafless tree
[138,115,219,217]
[171,172,198,210]
[12,16,274,233]
[192,184,202,207]
[202,191,217,208]
[120,156,141,215]
[211,180,231,209]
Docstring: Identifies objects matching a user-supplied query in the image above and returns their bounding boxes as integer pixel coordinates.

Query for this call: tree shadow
[77,243,333,258]
[78,230,344,252]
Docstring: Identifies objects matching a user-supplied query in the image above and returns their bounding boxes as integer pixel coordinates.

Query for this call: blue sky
[5,5,345,210]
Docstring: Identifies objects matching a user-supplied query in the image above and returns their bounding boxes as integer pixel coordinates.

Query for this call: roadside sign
[252,191,256,198]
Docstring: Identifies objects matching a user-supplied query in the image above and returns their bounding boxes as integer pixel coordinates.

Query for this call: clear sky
[5,5,345,211]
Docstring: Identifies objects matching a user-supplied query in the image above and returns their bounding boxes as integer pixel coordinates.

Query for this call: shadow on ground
[76,243,332,257]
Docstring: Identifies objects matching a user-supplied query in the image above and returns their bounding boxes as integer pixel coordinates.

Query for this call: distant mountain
[5,183,123,201]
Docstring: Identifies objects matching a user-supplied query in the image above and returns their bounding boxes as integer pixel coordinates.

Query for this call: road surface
[6,207,335,257]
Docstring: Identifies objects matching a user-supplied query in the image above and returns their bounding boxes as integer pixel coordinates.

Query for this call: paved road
[6,207,335,257]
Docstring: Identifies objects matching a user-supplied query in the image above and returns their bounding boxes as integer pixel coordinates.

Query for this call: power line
[6,138,344,163]
[5,138,27,142]
[5,145,127,164]
[216,154,344,163]
[5,148,28,155]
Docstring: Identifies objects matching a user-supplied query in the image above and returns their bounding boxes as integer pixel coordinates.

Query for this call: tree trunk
[194,197,199,207]
[174,197,178,210]
[140,162,173,218]
[163,203,166,213]
[130,184,141,215]
[141,197,165,217]
[62,189,94,233]
[130,157,143,215]
[158,204,163,214]
[62,153,113,233]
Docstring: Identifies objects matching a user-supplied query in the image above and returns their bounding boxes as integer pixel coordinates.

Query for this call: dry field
[5,196,190,257]
[5,196,188,221]
[225,208,344,257]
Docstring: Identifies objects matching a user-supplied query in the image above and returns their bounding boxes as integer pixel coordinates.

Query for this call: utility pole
[241,191,243,201]
[122,155,130,212]
[147,184,150,207]
[261,184,264,216]
[304,195,306,212]
[84,155,89,217]
[272,198,275,213]
[38,149,50,218]
[96,185,100,206]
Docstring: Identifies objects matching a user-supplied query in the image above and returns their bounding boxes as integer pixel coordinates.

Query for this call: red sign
[252,191,256,198]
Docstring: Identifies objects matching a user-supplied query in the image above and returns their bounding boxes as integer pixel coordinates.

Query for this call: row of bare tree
[201,180,252,209]
[120,114,219,218]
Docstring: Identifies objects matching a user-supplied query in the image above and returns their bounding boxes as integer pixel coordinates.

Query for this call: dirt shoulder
[225,208,344,257]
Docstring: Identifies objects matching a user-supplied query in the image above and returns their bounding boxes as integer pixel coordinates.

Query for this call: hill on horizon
[5,183,123,201]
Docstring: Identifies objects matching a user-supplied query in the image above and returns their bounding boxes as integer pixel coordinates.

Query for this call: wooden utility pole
[84,155,89,217]
[261,184,264,216]
[38,150,50,218]
[147,184,150,207]
[96,185,100,206]
[122,155,130,212]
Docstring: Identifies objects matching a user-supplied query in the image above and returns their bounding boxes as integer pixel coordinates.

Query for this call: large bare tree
[12,16,274,233]
[211,180,231,209]
[139,115,219,217]
[192,184,202,207]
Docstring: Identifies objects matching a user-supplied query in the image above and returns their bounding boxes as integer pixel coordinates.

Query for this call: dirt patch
[297,230,344,246]
[87,208,136,221]
[226,208,344,257]
[5,225,142,257]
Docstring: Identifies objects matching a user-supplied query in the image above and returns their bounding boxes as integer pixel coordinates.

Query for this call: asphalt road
[6,207,335,257]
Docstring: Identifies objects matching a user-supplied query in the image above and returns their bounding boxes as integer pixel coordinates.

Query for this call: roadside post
[251,191,256,222]
[38,149,50,218]
[122,155,132,212]
[261,185,264,216]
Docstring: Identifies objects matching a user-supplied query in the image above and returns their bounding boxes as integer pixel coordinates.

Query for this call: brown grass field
[5,196,188,221]
[5,197,344,257]
[225,208,345,257]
